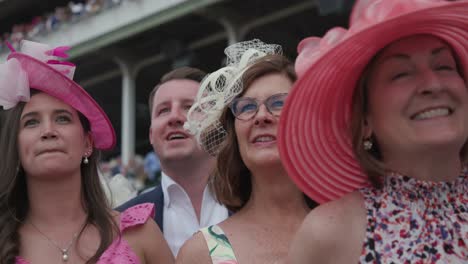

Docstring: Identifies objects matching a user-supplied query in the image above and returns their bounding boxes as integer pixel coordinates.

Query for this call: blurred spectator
[25,17,45,39]
[56,7,71,25]
[144,151,161,184]
[122,155,146,191]
[86,0,104,14]
[10,24,25,49]
[110,156,123,176]
[106,174,138,207]
[99,154,157,194]
[69,1,86,22]
[45,11,60,32]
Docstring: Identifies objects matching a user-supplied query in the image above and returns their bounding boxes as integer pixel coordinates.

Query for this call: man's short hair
[148,67,206,115]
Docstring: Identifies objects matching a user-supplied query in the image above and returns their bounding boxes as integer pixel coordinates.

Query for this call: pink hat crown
[296,0,447,78]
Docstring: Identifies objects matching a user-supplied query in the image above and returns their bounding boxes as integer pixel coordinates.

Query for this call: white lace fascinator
[183,39,282,155]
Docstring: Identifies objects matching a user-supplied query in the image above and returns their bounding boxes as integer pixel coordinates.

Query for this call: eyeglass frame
[228,92,288,121]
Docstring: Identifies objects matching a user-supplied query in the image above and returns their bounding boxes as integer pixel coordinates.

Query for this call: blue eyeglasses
[229,93,288,121]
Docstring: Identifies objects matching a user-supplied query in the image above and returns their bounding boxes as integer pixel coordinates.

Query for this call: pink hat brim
[279,1,468,204]
[8,53,116,150]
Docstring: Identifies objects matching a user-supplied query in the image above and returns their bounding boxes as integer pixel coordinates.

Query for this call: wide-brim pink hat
[278,0,468,204]
[1,40,115,150]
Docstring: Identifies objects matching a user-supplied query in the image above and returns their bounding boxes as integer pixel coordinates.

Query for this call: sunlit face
[365,35,468,160]
[18,93,92,179]
[149,79,206,162]
[235,73,292,170]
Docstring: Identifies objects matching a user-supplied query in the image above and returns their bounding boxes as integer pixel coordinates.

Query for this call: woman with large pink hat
[279,0,468,263]
[0,40,174,263]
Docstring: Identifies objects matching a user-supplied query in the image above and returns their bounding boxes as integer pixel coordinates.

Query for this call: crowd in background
[99,151,161,206]
[0,0,140,53]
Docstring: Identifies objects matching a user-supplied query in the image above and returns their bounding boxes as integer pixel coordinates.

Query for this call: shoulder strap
[200,225,238,263]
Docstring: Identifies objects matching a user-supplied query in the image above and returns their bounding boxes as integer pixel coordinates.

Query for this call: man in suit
[117,67,228,256]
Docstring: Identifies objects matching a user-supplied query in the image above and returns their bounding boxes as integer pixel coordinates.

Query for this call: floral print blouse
[359,169,467,263]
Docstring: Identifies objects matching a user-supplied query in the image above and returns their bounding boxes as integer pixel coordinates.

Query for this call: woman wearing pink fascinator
[0,40,173,264]
[279,0,468,263]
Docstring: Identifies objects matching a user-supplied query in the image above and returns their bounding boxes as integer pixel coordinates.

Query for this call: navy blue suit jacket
[116,185,164,231]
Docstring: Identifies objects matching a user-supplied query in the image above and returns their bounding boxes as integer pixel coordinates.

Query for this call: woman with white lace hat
[176,39,315,264]
[279,0,468,263]
[0,40,174,264]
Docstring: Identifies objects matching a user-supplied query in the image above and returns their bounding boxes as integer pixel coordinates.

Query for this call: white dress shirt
[161,172,228,256]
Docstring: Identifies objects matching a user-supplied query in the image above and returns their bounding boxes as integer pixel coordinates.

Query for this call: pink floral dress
[359,170,467,263]
[16,203,155,264]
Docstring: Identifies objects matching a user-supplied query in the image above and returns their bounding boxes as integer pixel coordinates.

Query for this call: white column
[114,57,136,167]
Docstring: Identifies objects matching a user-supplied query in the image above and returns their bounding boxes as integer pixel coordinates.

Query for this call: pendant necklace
[28,221,81,262]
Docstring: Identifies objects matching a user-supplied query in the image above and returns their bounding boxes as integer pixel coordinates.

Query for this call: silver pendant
[62,249,69,262]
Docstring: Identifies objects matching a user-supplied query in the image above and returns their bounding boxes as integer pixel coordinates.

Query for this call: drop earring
[83,150,91,165]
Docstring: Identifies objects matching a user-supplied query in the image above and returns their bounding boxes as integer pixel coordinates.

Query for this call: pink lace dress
[16,203,155,264]
[359,171,467,263]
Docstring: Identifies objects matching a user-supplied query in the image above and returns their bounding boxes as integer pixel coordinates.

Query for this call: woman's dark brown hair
[210,54,315,212]
[0,91,118,264]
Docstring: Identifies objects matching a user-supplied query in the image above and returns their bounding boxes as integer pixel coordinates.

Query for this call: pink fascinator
[0,40,115,150]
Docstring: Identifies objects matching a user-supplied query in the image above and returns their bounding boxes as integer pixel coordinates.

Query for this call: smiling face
[365,35,468,161]
[149,79,207,162]
[18,92,92,179]
[234,73,292,170]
